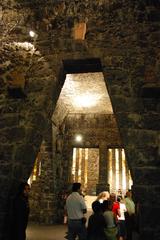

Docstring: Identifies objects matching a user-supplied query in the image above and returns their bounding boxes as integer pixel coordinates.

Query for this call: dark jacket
[87,212,106,240]
[11,194,30,240]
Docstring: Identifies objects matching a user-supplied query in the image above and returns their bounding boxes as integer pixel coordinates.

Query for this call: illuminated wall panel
[108,148,133,196]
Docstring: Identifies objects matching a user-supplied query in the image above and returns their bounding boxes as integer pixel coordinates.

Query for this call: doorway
[71,147,132,197]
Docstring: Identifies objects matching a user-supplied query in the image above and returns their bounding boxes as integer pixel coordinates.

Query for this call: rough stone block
[74,22,86,40]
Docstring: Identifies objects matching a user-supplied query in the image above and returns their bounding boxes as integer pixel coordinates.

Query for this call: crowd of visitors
[65,183,137,240]
[9,181,137,240]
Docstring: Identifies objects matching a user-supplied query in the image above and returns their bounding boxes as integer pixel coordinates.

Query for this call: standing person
[103,200,118,240]
[11,182,30,240]
[110,193,121,223]
[66,182,87,240]
[87,200,106,240]
[117,196,127,240]
[124,190,135,240]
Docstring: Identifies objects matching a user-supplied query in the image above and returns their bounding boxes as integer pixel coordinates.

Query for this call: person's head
[92,200,102,213]
[97,191,109,202]
[18,182,30,197]
[72,182,81,193]
[102,199,113,211]
[110,193,116,202]
[126,190,132,198]
[117,196,122,202]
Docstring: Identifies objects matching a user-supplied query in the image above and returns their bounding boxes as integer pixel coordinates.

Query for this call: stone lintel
[141,83,160,98]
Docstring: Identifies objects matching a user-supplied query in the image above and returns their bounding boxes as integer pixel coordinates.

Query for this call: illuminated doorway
[28,151,41,186]
[71,147,133,196]
[108,148,133,196]
[71,148,99,195]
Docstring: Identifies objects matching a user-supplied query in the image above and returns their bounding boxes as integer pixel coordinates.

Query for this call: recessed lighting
[75,135,82,142]
[74,94,101,108]
[29,30,36,38]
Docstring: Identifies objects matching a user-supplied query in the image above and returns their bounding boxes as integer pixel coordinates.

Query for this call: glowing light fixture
[75,134,83,142]
[74,93,101,108]
[29,30,37,38]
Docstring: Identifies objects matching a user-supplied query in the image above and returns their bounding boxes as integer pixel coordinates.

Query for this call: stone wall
[63,113,121,193]
[87,148,99,195]
[29,138,55,224]
[0,0,160,239]
[65,113,121,147]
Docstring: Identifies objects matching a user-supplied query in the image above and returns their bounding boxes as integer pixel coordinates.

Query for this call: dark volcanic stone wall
[0,0,160,239]
[65,113,121,147]
[63,113,121,194]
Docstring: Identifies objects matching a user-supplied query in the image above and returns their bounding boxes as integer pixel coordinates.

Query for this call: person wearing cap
[66,182,87,240]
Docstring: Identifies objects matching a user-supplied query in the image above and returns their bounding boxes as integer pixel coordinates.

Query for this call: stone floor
[27,195,96,240]
[27,224,68,240]
[27,223,139,240]
[27,195,139,240]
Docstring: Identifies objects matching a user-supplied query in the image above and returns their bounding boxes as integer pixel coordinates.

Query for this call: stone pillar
[132,180,160,240]
[66,147,74,184]
[81,148,86,189]
[96,142,109,195]
[126,160,129,190]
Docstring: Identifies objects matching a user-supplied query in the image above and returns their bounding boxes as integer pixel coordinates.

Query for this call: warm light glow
[128,170,133,189]
[74,94,101,108]
[108,149,113,191]
[84,148,88,186]
[108,148,133,196]
[75,134,83,142]
[78,149,82,182]
[12,41,35,51]
[29,30,36,38]
[115,148,119,191]
[72,148,76,181]
[122,149,126,191]
[56,73,113,114]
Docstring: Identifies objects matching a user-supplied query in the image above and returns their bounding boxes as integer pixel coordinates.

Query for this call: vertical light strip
[118,149,122,191]
[128,170,133,189]
[72,147,76,181]
[122,149,126,195]
[108,148,112,192]
[78,148,82,182]
[38,160,41,176]
[115,148,119,192]
[84,148,88,188]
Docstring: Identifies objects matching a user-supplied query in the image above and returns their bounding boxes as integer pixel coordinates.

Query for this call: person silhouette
[11,182,30,240]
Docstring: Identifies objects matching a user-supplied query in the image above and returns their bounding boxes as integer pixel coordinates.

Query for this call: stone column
[67,147,75,184]
[126,160,129,190]
[81,148,86,189]
[96,142,109,195]
[75,148,80,182]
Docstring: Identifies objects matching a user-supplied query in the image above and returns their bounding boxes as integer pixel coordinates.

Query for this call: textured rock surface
[0,0,160,239]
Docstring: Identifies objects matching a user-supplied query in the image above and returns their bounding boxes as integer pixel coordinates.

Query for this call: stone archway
[0,43,65,238]
[0,1,160,239]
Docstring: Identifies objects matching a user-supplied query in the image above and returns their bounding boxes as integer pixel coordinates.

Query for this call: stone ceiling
[57,72,113,114]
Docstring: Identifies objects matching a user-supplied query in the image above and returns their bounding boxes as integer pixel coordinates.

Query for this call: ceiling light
[29,31,37,38]
[74,94,101,108]
[75,135,83,142]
